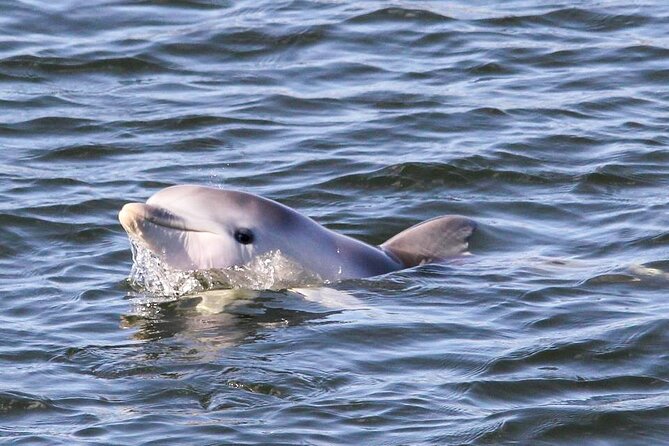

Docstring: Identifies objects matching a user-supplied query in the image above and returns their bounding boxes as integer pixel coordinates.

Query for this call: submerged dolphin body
[119,185,476,281]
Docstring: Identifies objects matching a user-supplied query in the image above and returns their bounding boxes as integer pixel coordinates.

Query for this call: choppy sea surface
[2,1,669,444]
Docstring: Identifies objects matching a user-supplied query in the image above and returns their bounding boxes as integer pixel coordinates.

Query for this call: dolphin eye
[234,228,254,244]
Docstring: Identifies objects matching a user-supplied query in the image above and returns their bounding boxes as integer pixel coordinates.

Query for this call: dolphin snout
[119,202,198,235]
[119,203,147,237]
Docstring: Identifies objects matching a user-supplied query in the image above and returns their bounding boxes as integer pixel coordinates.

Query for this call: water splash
[127,238,204,296]
[127,238,324,297]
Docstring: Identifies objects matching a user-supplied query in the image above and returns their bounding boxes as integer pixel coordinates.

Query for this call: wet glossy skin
[119,185,476,281]
[119,185,403,280]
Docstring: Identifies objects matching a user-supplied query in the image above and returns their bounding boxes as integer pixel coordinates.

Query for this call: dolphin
[118,185,476,281]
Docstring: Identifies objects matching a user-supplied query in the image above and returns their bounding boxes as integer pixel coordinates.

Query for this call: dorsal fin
[380,215,476,268]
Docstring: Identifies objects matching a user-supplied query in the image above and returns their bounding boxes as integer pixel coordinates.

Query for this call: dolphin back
[380,216,476,268]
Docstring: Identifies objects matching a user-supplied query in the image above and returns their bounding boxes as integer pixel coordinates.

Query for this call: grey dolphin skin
[119,185,476,281]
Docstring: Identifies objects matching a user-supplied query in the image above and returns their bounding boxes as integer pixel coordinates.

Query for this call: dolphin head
[119,185,307,270]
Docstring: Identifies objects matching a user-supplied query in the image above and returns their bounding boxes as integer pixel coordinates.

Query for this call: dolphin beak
[119,202,205,237]
[119,203,147,238]
[118,201,229,271]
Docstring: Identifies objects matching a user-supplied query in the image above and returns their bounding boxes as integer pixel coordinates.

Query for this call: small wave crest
[127,239,324,297]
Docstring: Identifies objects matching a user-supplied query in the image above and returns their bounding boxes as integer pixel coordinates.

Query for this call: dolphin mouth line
[119,203,211,234]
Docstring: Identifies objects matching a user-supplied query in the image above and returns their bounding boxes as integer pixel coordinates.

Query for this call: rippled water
[2,0,669,444]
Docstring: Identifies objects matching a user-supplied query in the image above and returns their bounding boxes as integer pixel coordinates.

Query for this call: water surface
[1,0,669,444]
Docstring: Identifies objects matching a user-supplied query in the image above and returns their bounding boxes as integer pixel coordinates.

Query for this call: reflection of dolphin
[195,287,367,314]
[121,288,354,352]
[119,185,476,281]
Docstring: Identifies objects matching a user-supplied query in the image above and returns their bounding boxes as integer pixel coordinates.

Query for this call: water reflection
[120,287,363,353]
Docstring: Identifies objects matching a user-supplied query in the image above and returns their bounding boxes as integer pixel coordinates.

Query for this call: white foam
[127,238,325,297]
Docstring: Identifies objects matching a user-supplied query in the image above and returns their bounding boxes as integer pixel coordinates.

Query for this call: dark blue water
[2,1,669,444]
